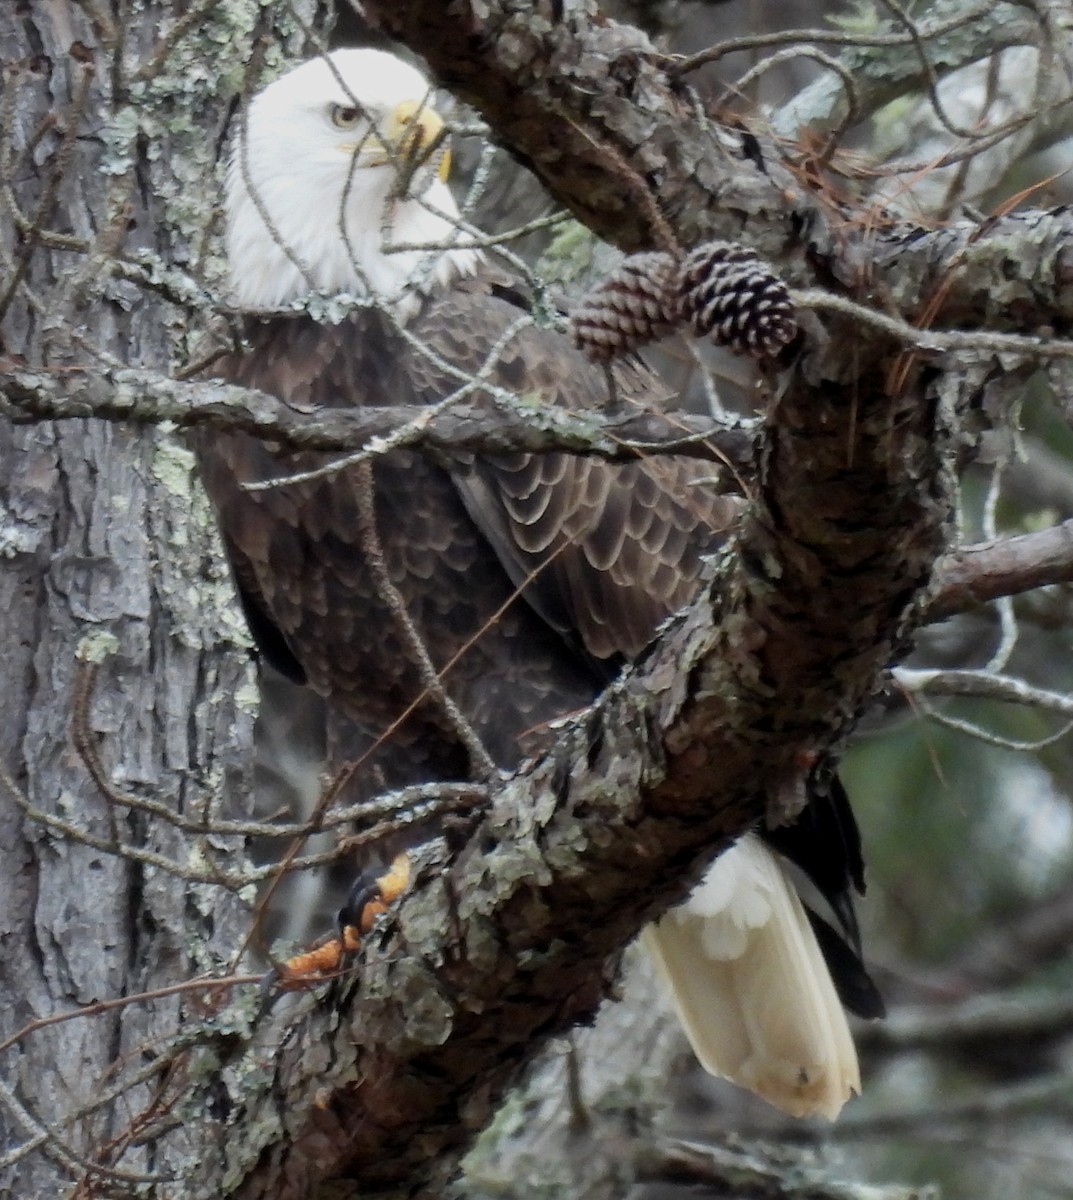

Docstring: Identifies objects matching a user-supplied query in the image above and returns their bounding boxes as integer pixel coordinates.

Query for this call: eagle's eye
[330,104,362,129]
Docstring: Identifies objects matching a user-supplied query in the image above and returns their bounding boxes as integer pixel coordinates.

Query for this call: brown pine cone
[678,240,797,359]
[569,251,679,362]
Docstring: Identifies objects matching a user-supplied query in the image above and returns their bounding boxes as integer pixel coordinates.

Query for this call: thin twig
[353,461,497,777]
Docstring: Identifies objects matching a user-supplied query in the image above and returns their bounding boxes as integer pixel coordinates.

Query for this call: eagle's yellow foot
[278,926,362,985]
[277,853,411,987]
[350,851,411,928]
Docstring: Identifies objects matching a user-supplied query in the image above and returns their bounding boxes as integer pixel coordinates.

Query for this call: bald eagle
[197,47,881,1120]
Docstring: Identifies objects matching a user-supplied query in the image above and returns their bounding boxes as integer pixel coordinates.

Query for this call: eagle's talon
[274,928,359,989]
[277,853,412,989]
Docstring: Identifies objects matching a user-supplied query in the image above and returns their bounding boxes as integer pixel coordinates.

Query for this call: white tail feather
[641,834,860,1119]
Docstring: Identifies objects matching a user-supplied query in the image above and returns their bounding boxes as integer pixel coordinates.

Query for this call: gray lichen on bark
[0,2,314,1194]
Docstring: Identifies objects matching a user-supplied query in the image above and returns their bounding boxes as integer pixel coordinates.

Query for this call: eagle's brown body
[198,269,739,778]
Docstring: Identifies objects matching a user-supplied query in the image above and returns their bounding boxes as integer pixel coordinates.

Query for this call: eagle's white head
[226,48,481,314]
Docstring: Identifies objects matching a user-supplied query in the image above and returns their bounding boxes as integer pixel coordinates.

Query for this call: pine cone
[678,240,797,359]
[570,251,679,362]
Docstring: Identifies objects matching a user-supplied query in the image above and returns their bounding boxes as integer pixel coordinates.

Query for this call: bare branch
[0,361,756,468]
[817,1074,1073,1142]
[860,990,1073,1055]
[895,666,1073,718]
[924,521,1073,621]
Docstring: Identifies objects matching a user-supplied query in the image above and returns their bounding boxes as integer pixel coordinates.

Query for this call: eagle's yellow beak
[380,98,451,182]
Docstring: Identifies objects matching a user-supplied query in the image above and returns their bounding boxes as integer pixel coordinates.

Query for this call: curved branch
[363,0,1073,338]
[860,990,1073,1054]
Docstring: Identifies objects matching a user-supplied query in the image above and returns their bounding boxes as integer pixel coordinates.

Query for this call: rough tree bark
[2,2,1072,1199]
[0,4,300,1195]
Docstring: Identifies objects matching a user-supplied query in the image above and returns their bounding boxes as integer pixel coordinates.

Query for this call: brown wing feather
[406,270,742,661]
[197,303,606,777]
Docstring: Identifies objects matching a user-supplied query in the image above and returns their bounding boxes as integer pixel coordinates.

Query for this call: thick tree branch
[363,1,1073,338]
[179,270,950,1196]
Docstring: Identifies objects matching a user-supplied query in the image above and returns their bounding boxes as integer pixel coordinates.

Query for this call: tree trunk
[0,5,285,1192]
